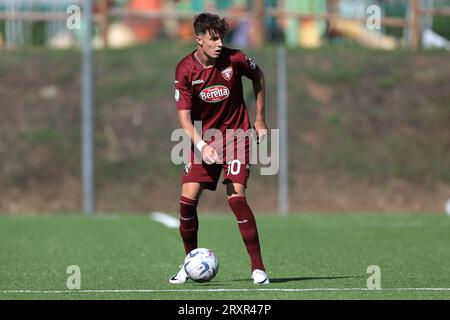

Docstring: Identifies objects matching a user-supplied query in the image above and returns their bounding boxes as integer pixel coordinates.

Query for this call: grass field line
[150,212,179,229]
[2,288,450,294]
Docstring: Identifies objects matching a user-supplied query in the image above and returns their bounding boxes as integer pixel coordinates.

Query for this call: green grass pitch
[1,213,450,300]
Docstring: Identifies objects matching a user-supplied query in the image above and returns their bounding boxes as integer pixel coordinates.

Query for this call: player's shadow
[269,275,362,283]
[193,282,232,286]
[232,275,362,283]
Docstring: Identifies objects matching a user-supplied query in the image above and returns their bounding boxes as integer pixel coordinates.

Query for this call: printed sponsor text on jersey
[199,85,230,103]
[192,79,205,85]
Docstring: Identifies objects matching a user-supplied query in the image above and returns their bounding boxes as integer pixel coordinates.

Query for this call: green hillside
[1,43,449,213]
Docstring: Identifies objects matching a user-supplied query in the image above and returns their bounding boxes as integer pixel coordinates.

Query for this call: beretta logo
[199,85,230,103]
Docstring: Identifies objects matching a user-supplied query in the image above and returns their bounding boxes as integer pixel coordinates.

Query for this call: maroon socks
[179,196,199,254]
[228,196,265,272]
[179,195,265,272]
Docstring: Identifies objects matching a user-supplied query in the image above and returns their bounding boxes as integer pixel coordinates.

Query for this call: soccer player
[170,12,269,285]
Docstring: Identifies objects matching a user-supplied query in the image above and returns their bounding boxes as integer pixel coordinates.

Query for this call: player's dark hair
[194,13,230,38]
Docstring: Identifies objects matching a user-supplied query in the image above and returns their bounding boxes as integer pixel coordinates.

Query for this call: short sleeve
[175,64,192,110]
[235,50,260,81]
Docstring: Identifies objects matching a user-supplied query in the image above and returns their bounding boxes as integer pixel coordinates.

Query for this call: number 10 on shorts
[227,160,241,175]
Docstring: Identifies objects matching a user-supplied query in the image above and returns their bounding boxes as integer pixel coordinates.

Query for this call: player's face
[197,30,223,59]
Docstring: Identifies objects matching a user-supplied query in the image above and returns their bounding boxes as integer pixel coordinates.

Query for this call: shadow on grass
[189,282,232,287]
[232,275,363,283]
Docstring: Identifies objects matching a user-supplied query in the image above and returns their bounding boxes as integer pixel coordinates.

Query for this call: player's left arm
[252,68,267,142]
[236,50,268,142]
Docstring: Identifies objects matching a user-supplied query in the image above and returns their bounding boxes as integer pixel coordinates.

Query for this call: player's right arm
[175,62,218,164]
[177,110,219,165]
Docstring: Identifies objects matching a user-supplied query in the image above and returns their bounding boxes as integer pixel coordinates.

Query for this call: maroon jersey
[175,47,260,135]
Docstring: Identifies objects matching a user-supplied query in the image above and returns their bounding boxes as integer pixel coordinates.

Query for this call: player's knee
[180,195,199,207]
[181,182,203,200]
[180,192,198,202]
[227,195,247,209]
[226,182,246,198]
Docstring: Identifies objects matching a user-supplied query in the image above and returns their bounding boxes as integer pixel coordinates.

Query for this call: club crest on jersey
[199,85,230,103]
[184,163,192,176]
[221,67,233,81]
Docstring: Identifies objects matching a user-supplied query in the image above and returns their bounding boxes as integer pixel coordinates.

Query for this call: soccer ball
[183,248,219,282]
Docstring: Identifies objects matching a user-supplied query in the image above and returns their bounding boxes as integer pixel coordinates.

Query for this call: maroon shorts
[182,134,253,190]
[181,145,250,191]
[182,160,250,191]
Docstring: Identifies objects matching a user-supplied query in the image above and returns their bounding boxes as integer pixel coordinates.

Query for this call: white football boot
[169,265,189,284]
[252,269,270,284]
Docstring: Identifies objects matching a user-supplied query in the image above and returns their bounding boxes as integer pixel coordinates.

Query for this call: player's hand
[254,120,268,145]
[201,145,220,165]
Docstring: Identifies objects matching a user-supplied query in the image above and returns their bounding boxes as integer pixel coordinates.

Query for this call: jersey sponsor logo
[199,85,230,103]
[221,66,233,81]
[175,89,180,102]
[192,79,205,85]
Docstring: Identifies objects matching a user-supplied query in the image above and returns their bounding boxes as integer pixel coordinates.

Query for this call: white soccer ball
[183,248,219,282]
